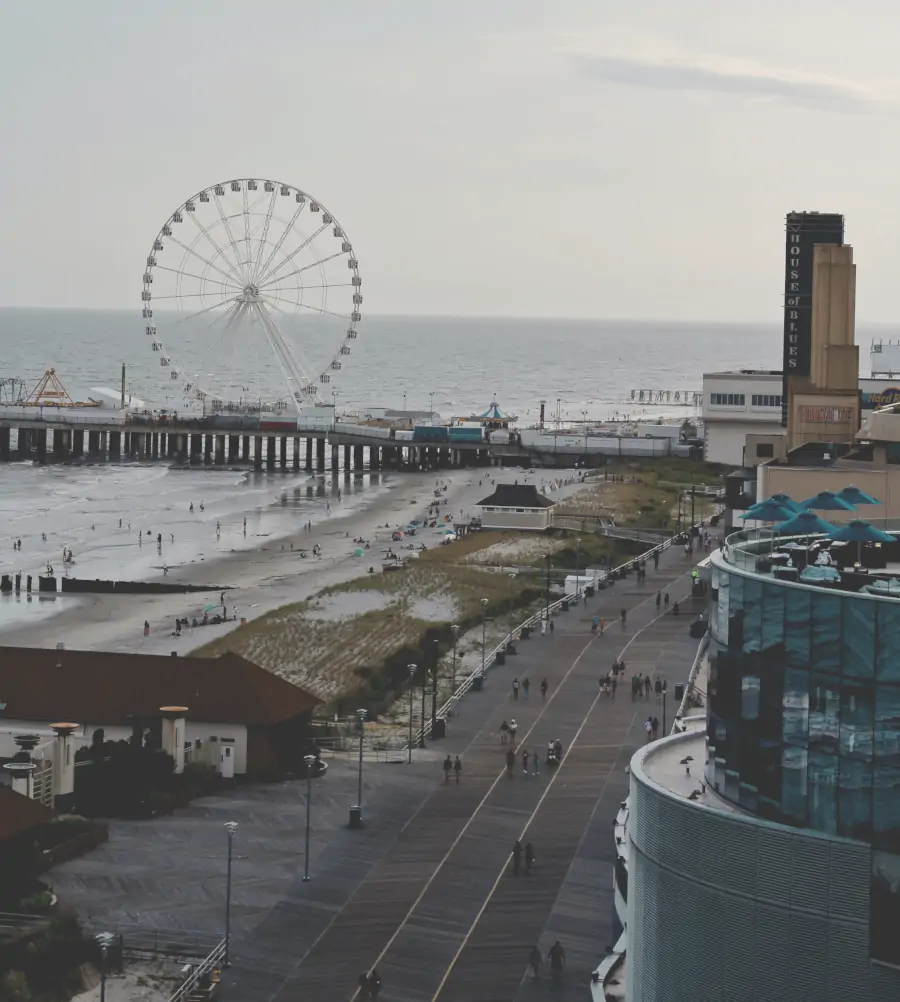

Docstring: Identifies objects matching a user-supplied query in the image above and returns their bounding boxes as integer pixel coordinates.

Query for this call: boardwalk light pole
[407,663,417,762]
[302,754,315,882]
[350,705,364,821]
[431,639,440,733]
[223,821,238,966]
[662,680,668,735]
[419,665,427,748]
[575,537,582,600]
[96,932,114,1002]
[545,555,551,622]
[480,598,488,675]
[450,626,459,693]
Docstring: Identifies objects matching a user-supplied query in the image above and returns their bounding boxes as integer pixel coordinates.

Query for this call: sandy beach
[0,467,588,658]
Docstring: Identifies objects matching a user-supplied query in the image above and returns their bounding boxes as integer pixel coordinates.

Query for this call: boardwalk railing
[673,632,709,731]
[412,513,721,745]
[82,924,223,963]
[167,938,226,1002]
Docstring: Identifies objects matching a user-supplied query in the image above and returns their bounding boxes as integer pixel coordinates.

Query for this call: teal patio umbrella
[828,518,894,566]
[836,485,881,506]
[774,511,836,536]
[800,490,856,512]
[740,499,798,522]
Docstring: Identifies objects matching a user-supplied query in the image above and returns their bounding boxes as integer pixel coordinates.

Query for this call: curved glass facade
[709,548,900,967]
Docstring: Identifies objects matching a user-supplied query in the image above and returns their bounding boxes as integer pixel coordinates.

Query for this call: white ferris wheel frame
[140,178,362,414]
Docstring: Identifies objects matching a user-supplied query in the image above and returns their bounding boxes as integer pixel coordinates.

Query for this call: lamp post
[545,554,551,623]
[302,753,315,882]
[96,932,114,1002]
[429,391,436,424]
[418,665,427,748]
[480,598,488,676]
[450,626,459,693]
[662,680,668,736]
[407,663,417,762]
[223,821,238,966]
[581,410,588,454]
[355,708,366,818]
[431,639,439,734]
[575,537,581,601]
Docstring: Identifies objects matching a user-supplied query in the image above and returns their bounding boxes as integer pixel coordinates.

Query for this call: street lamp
[418,665,427,748]
[575,537,582,601]
[581,410,588,453]
[662,680,668,735]
[431,639,440,733]
[302,753,315,882]
[450,626,459,694]
[96,932,114,1002]
[407,663,417,762]
[429,391,435,423]
[223,821,238,966]
[480,598,488,676]
[545,554,551,622]
[355,708,366,821]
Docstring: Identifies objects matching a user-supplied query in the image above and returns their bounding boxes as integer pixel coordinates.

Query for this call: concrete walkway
[220,541,706,1002]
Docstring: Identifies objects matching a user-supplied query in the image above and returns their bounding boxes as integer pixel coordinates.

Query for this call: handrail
[673,632,709,729]
[411,511,720,745]
[168,938,226,1002]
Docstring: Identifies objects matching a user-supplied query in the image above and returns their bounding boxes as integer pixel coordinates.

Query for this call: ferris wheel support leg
[293,437,301,471]
[316,438,326,470]
[254,436,263,471]
[305,439,314,470]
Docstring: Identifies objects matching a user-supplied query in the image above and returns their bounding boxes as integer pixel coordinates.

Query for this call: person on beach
[143,620,150,637]
[190,502,194,512]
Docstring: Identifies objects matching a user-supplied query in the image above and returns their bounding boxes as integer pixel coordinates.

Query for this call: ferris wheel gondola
[140,178,361,415]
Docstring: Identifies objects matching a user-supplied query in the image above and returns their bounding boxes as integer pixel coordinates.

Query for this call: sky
[4,0,900,321]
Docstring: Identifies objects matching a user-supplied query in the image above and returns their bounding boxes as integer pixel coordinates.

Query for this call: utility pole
[431,639,439,734]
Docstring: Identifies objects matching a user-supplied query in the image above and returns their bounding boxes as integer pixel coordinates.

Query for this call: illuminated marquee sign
[799,406,854,424]
[862,388,900,410]
[782,211,844,425]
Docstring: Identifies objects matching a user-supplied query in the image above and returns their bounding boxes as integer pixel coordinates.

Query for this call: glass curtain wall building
[709,543,900,968]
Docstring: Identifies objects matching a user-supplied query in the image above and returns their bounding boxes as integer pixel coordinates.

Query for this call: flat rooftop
[640,730,742,816]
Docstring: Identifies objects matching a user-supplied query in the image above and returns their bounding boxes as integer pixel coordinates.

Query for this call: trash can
[495,651,506,666]
[472,673,484,691]
[432,718,446,739]
[585,585,595,597]
[348,806,362,829]
[561,599,569,611]
[521,626,532,640]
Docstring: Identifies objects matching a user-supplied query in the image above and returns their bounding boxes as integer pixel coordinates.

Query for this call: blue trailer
[412,426,449,443]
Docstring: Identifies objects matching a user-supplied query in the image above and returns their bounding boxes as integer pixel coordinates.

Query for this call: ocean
[0,308,790,628]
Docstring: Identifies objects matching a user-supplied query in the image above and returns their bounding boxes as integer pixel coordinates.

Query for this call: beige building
[786,244,860,450]
[474,483,556,531]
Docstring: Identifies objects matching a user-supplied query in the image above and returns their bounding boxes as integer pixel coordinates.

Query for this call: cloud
[576,51,884,113]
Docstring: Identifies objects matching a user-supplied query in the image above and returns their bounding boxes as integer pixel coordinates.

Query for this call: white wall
[0,720,248,775]
[704,420,783,465]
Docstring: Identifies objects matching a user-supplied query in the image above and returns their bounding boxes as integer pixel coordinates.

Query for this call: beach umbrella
[837,485,881,507]
[828,518,894,566]
[768,493,805,512]
[774,511,836,535]
[354,547,365,557]
[800,490,856,512]
[740,499,798,522]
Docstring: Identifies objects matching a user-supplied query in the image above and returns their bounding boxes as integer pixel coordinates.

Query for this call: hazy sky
[4,0,900,320]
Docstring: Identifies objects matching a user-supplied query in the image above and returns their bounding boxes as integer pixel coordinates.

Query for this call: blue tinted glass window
[785,588,811,668]
[842,597,875,679]
[874,684,900,852]
[876,602,900,682]
[782,745,808,823]
[783,667,809,747]
[761,583,785,650]
[809,673,840,749]
[743,577,762,653]
[811,593,841,675]
[742,675,760,719]
[838,684,874,840]
[808,747,838,834]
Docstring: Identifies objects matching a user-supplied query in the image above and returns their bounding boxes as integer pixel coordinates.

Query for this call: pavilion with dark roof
[474,483,557,531]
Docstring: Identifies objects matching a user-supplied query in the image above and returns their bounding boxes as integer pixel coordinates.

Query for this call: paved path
[223,542,706,1002]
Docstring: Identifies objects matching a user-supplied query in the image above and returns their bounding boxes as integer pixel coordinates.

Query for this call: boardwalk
[224,543,707,1002]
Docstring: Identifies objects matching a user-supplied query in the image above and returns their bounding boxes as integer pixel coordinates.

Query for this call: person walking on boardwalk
[620,607,627,628]
[540,677,548,700]
[541,619,547,637]
[528,945,542,979]
[653,548,660,570]
[512,677,520,700]
[511,839,523,875]
[655,677,663,699]
[651,716,659,740]
[357,973,372,999]
[644,675,652,698]
[532,749,540,776]
[453,755,462,784]
[443,754,452,783]
[645,717,653,743]
[664,591,670,608]
[525,841,536,874]
[522,748,530,775]
[368,969,381,998]
[523,677,530,699]
[611,674,617,699]
[656,590,661,611]
[549,618,554,636]
[509,719,518,744]
[506,747,516,777]
[500,720,509,744]
[549,941,566,983]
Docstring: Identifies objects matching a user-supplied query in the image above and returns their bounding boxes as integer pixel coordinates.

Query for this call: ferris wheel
[141,179,361,414]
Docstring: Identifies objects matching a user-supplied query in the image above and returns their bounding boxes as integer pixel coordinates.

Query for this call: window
[710,393,746,406]
[756,443,775,458]
[751,394,783,407]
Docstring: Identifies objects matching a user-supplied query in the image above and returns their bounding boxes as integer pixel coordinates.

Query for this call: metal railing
[673,633,709,729]
[411,513,720,745]
[83,924,223,963]
[168,938,226,1002]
